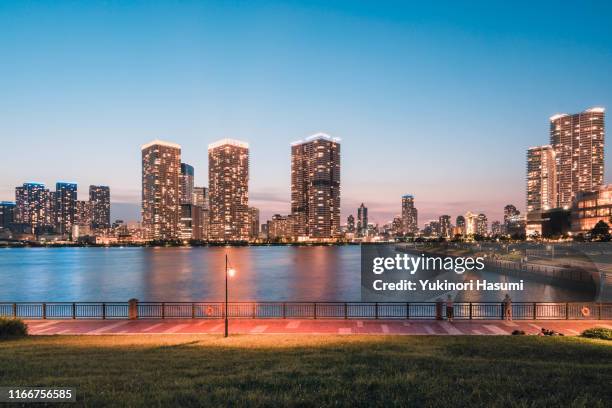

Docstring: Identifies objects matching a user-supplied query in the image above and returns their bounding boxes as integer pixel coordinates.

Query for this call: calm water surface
[0,247,594,302]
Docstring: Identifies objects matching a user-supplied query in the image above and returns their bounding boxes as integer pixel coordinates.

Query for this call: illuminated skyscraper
[357,203,368,237]
[346,214,355,233]
[401,194,418,235]
[550,107,605,208]
[291,133,341,239]
[15,183,55,234]
[465,212,478,236]
[476,213,488,236]
[55,182,77,235]
[439,215,452,238]
[0,201,15,231]
[527,146,556,214]
[455,215,466,236]
[180,163,194,205]
[248,207,260,239]
[208,139,249,241]
[75,200,92,227]
[89,185,110,230]
[141,140,181,240]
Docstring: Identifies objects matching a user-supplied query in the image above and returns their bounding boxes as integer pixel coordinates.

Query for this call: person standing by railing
[503,294,512,321]
[446,295,454,322]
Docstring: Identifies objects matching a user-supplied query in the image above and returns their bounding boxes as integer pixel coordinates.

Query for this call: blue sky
[1,1,611,225]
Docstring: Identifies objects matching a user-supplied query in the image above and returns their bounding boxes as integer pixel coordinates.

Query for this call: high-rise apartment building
[527,146,557,215]
[455,215,466,236]
[75,200,92,227]
[476,213,488,236]
[0,201,15,230]
[193,186,209,240]
[141,140,182,240]
[208,139,249,241]
[464,212,478,236]
[346,214,355,233]
[401,194,418,235]
[89,185,110,230]
[55,182,77,235]
[357,203,368,237]
[14,183,55,234]
[248,207,260,239]
[550,107,605,208]
[439,215,452,238]
[291,133,341,239]
[180,163,194,205]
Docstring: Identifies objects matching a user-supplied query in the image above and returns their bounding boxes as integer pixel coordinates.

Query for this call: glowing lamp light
[228,268,236,278]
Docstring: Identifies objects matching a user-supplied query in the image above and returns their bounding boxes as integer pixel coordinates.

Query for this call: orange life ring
[581,306,590,317]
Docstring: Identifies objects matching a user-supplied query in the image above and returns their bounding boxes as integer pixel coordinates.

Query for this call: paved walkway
[24,319,612,336]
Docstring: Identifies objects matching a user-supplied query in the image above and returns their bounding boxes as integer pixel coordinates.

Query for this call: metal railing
[0,301,610,320]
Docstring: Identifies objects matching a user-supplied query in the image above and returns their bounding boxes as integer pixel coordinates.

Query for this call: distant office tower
[401,195,418,235]
[55,182,77,235]
[15,183,55,234]
[193,186,209,240]
[455,215,466,236]
[439,215,452,238]
[248,207,260,239]
[141,140,182,240]
[0,201,15,230]
[208,139,249,241]
[527,145,556,214]
[75,200,92,226]
[476,213,488,236]
[550,107,605,208]
[357,203,368,237]
[346,214,355,233]
[89,185,110,230]
[180,163,194,205]
[291,133,341,239]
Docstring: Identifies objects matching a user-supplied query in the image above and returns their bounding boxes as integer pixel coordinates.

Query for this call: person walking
[446,294,454,322]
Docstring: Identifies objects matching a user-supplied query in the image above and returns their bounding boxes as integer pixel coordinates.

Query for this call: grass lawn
[1,335,611,407]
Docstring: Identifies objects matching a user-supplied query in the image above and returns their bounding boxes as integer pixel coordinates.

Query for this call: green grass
[1,335,611,407]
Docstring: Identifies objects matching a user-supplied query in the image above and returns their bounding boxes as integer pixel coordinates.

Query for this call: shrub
[581,327,612,340]
[512,330,526,335]
[0,318,28,338]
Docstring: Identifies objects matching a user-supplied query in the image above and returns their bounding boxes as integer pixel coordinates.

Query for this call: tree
[590,220,611,241]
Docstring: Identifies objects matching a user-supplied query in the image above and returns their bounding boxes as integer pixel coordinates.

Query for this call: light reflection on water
[0,247,594,302]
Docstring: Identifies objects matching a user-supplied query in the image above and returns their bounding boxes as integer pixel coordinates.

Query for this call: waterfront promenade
[24,318,611,336]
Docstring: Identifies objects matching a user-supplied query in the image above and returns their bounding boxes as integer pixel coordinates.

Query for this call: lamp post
[224,254,235,338]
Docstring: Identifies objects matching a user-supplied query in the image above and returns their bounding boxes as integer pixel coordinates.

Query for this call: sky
[1,1,611,226]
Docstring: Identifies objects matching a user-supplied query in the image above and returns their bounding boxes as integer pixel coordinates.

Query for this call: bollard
[128,298,139,320]
[435,298,443,320]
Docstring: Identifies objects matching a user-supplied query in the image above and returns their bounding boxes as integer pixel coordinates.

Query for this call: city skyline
[1,2,612,225]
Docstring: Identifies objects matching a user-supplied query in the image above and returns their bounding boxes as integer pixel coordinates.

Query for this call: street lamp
[225,254,236,338]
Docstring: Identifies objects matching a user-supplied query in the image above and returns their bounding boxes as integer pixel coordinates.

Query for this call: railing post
[598,303,602,320]
[313,303,317,320]
[102,303,106,320]
[565,303,569,320]
[469,302,472,320]
[162,302,165,319]
[375,302,379,319]
[128,298,139,320]
[252,303,256,319]
[42,303,46,320]
[72,302,76,319]
[533,302,537,320]
[406,302,410,320]
[12,303,16,318]
[501,302,504,320]
[282,303,286,319]
[344,303,348,319]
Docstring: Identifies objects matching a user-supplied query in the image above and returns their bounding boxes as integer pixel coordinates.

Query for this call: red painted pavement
[23,319,612,336]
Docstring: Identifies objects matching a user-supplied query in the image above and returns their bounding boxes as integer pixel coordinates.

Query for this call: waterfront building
[439,215,452,238]
[141,140,182,240]
[455,215,466,236]
[476,213,488,236]
[357,203,368,237]
[179,203,194,240]
[465,212,478,236]
[291,133,341,239]
[208,139,249,241]
[571,184,612,234]
[75,200,92,227]
[248,207,260,240]
[193,186,209,240]
[15,183,55,234]
[180,163,194,205]
[267,214,294,240]
[550,107,605,208]
[346,214,355,233]
[55,182,77,236]
[401,194,418,235]
[526,146,556,235]
[0,201,15,230]
[89,185,110,230]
